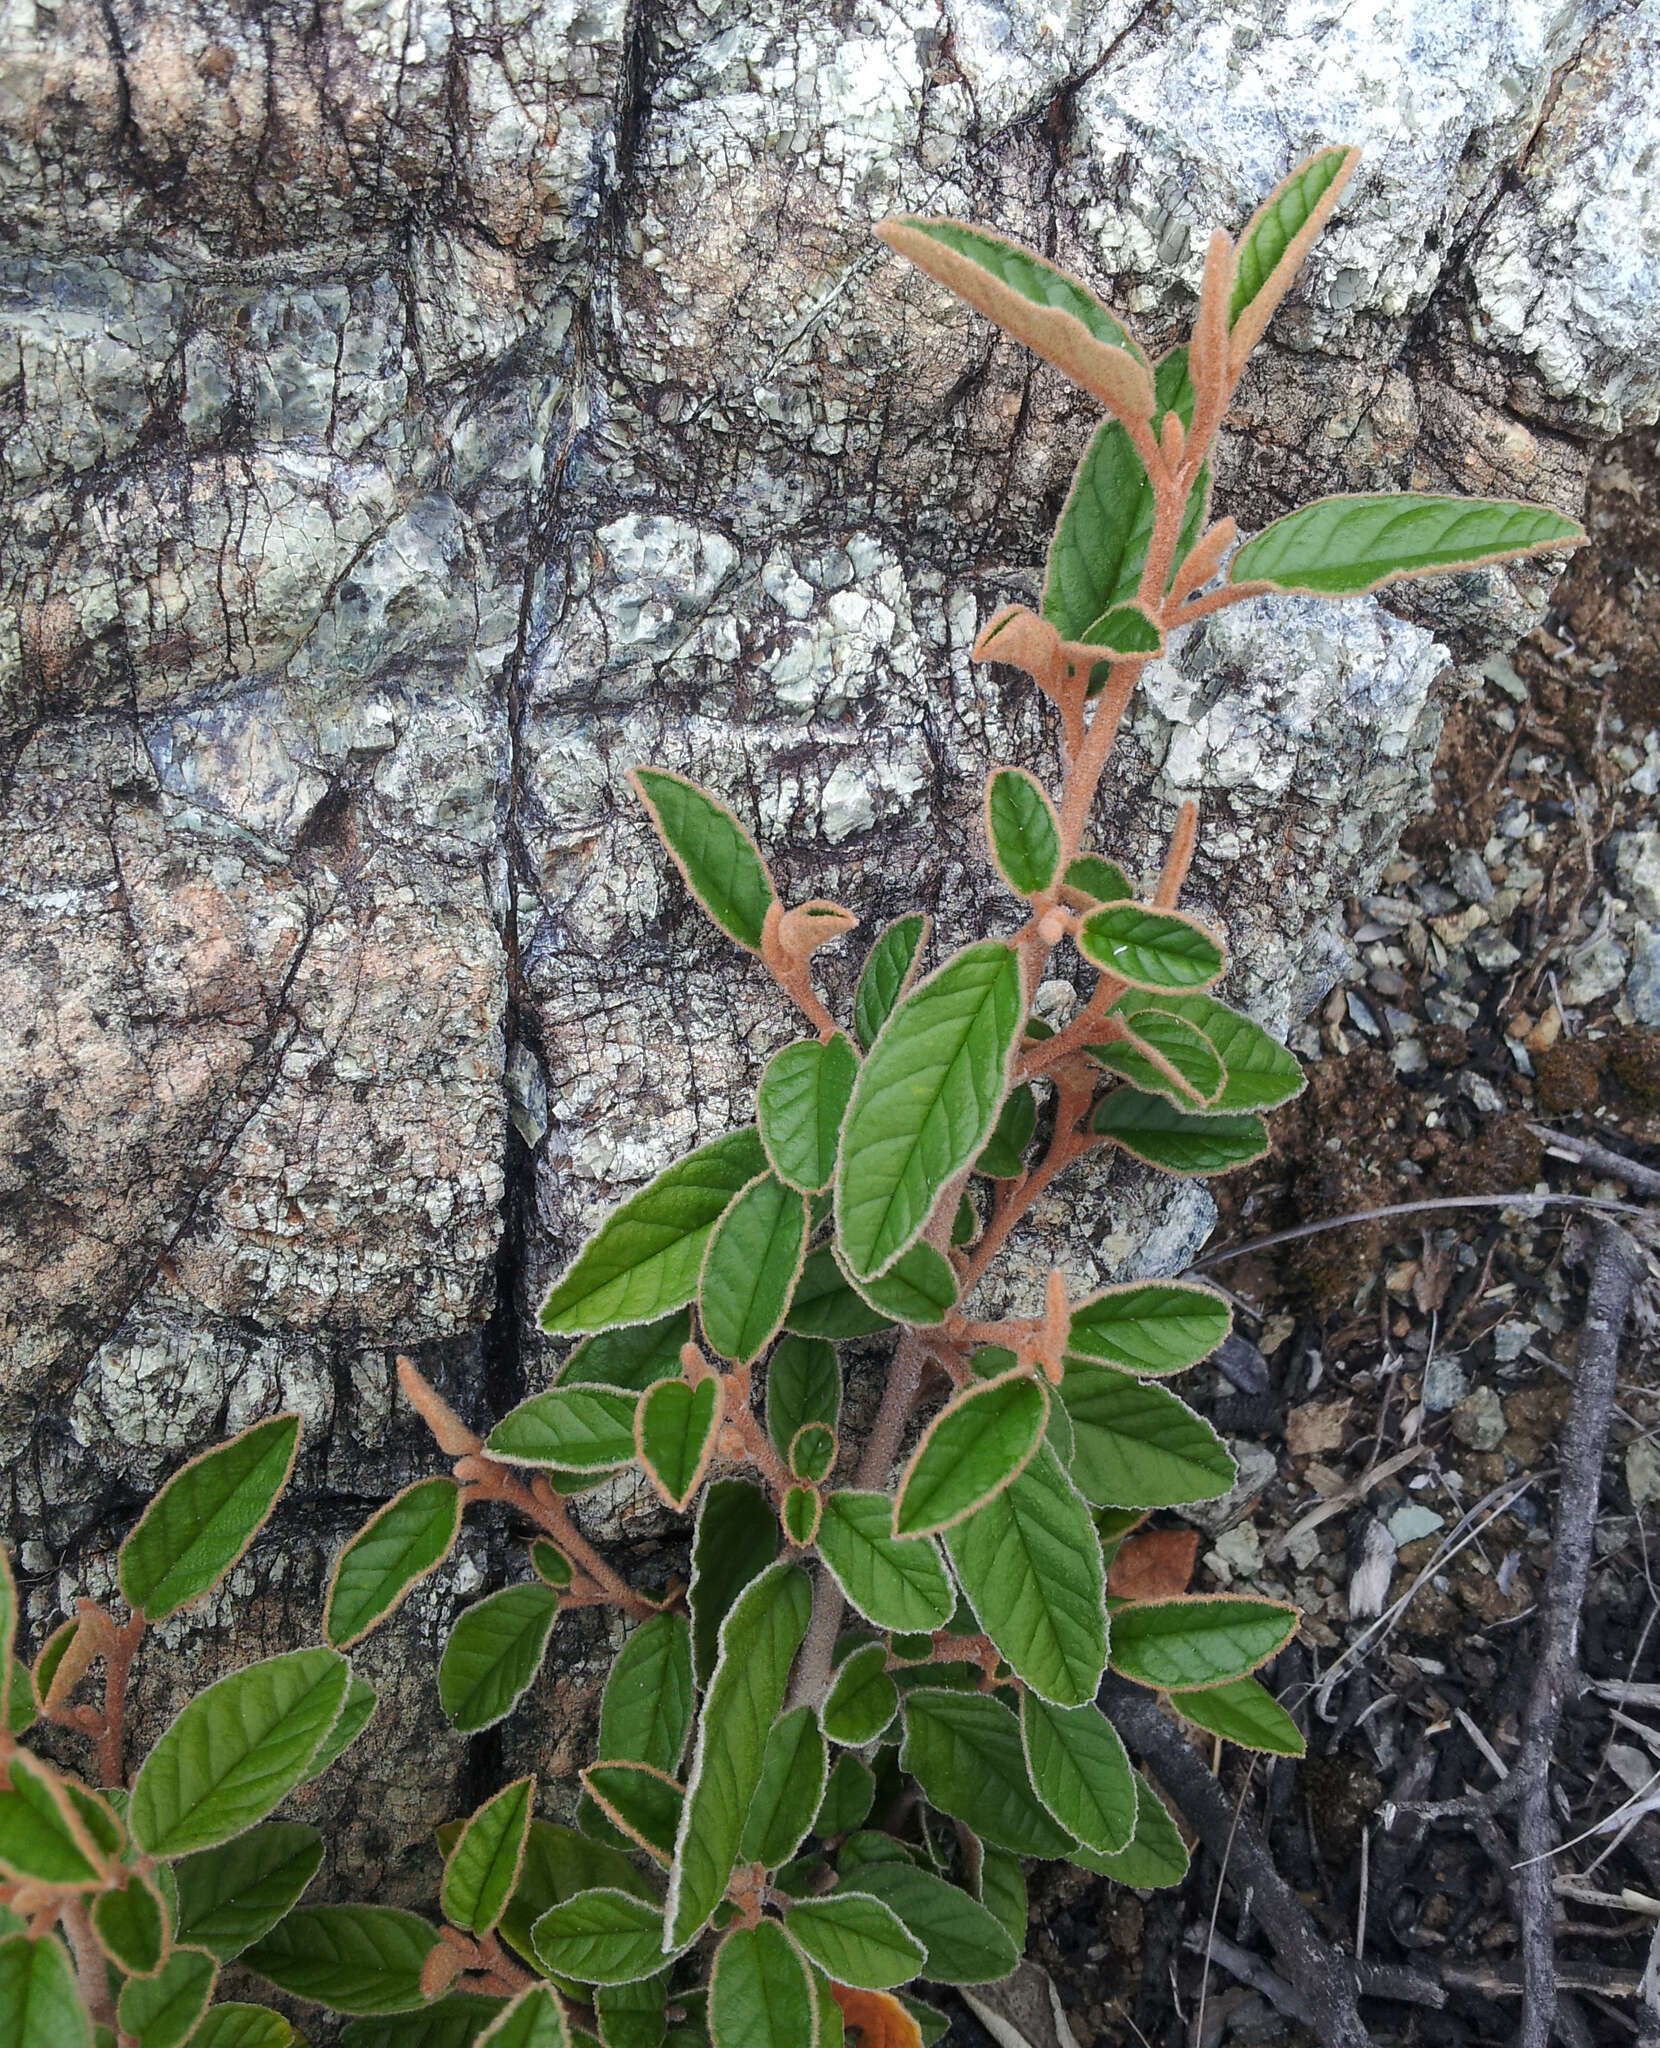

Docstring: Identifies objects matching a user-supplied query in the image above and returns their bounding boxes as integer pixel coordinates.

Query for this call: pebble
[1180,1441,1277,1534]
[1492,1320,1538,1362]
[1457,1070,1506,1114]
[1387,1503,1446,1545]
[1451,1385,1506,1451]
[1628,1439,1660,1509]
[1392,1038,1427,1075]
[1449,847,1496,905]
[1628,924,1660,1026]
[1561,935,1631,1007]
[1422,1355,1471,1412]
[1614,828,1660,920]
[1469,929,1522,972]
[1417,882,1462,917]
[1347,990,1382,1038]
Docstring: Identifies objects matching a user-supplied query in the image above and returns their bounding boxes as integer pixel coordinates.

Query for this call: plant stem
[458,1459,659,1620]
[97,1612,144,1790]
[60,1895,116,2031]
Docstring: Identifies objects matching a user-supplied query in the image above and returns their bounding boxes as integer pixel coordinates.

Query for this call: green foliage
[327,1479,462,1649]
[438,1586,561,1733]
[119,1417,301,1623]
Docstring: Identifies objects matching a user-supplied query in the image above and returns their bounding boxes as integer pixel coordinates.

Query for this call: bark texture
[3,0,1658,1891]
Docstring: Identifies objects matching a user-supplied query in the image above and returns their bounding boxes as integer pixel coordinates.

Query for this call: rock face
[2,0,1656,1893]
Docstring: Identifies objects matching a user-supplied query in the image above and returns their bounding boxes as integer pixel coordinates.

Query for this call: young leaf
[823,1643,899,1746]
[533,1888,668,1986]
[1229,493,1584,597]
[600,1613,696,1776]
[845,1241,958,1327]
[1170,1675,1306,1756]
[739,1705,827,1868]
[246,1907,439,2014]
[1066,1280,1231,1376]
[560,1311,692,1392]
[93,1874,168,1975]
[847,1864,1018,1985]
[487,1387,640,1471]
[854,914,930,1051]
[817,1754,877,1836]
[1062,855,1134,906]
[984,768,1060,897]
[0,1751,103,1885]
[899,1690,1073,1858]
[117,1945,217,2048]
[629,768,777,954]
[1109,1596,1298,1691]
[789,1422,837,1484]
[326,1478,463,1649]
[765,1337,840,1458]
[781,1486,822,1547]
[708,1921,815,2047]
[119,1415,301,1622]
[784,1245,894,1339]
[1093,1088,1267,1174]
[816,1492,955,1633]
[1084,602,1163,655]
[477,1986,571,2048]
[690,1481,780,1686]
[786,1894,924,1991]
[759,1034,859,1194]
[539,1129,766,1336]
[699,1173,809,1364]
[1115,992,1303,1112]
[0,1933,91,2048]
[1019,1695,1135,1854]
[975,1083,1036,1179]
[836,940,1023,1280]
[636,1376,722,1512]
[894,1372,1049,1538]
[1068,1771,1189,1887]
[1090,1009,1223,1107]
[1060,1362,1236,1507]
[530,1542,574,1589]
[581,1764,683,1863]
[439,1583,560,1732]
[666,1561,813,1948]
[191,2009,301,2048]
[443,1778,537,1937]
[875,219,1153,420]
[1076,904,1224,992]
[1228,145,1361,367]
[130,1648,350,1857]
[171,1824,326,1959]
[943,1446,1107,1707]
[303,1673,376,1783]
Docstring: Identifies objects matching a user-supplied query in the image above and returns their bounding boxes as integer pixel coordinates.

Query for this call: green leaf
[1066,1280,1231,1376]
[0,1752,103,1884]
[530,1542,575,1589]
[171,1824,326,1960]
[765,1338,840,1459]
[894,1372,1049,1537]
[1085,603,1163,655]
[699,1174,809,1364]
[637,1378,721,1512]
[487,1387,639,1471]
[92,1874,167,1975]
[1063,855,1133,905]
[594,1975,668,2048]
[786,1894,923,1992]
[816,1755,876,1837]
[847,1864,1018,1985]
[439,1584,560,1732]
[708,1921,815,2047]
[1077,905,1224,992]
[1090,1010,1223,1107]
[117,1946,216,2048]
[782,1487,821,1547]
[1019,1696,1135,1853]
[303,1674,376,1783]
[326,1478,462,1649]
[788,1423,837,1484]
[600,1614,696,1776]
[0,1934,91,2048]
[1170,1676,1306,1756]
[561,1312,692,1392]
[739,1706,826,1868]
[846,1241,958,1327]
[341,2000,506,2048]
[784,1247,894,1340]
[944,1446,1107,1707]
[836,941,1024,1280]
[477,1986,571,2048]
[977,1847,1027,1951]
[497,1822,656,1971]
[759,1036,859,1195]
[1230,493,1584,597]
[690,1482,780,1687]
[823,1644,898,1746]
[443,1777,537,1936]
[1230,146,1360,339]
[118,1416,300,1622]
[975,1084,1035,1179]
[630,768,777,954]
[1060,1362,1235,1508]
[130,1647,350,1857]
[899,1690,1073,1858]
[7,1659,35,1737]
[985,769,1060,898]
[190,2008,300,2048]
[540,1130,767,1336]
[1115,993,1303,1113]
[1093,1089,1267,1174]
[667,1562,813,1947]
[816,1492,954,1633]
[582,1766,683,1864]
[533,1889,668,1986]
[1068,1773,1188,1887]
[854,914,929,1052]
[1109,1596,1297,1691]
[245,1907,438,2015]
